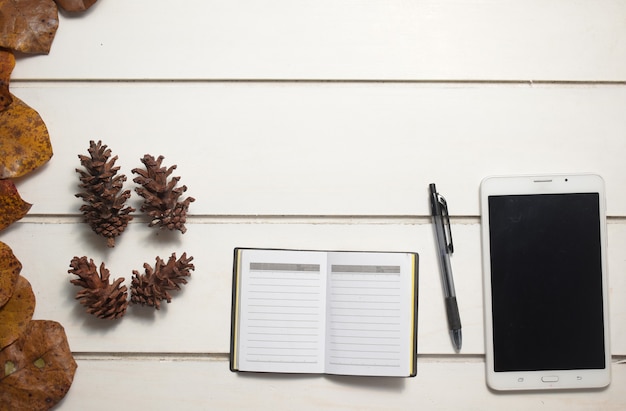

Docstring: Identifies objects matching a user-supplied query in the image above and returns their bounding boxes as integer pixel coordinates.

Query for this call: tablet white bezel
[480,173,611,391]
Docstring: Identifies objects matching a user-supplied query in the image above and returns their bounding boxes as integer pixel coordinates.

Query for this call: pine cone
[130,252,194,310]
[68,256,129,320]
[132,155,195,233]
[75,140,135,247]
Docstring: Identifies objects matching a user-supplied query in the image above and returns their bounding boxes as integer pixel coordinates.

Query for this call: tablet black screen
[488,193,606,372]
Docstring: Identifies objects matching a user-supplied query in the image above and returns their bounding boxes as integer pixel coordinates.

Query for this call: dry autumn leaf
[0,95,53,179]
[0,275,35,350]
[0,320,77,411]
[0,49,14,112]
[0,0,59,54]
[0,241,22,308]
[55,0,97,12]
[0,180,32,231]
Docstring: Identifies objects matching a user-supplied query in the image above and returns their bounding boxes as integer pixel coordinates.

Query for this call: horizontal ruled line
[249,320,319,323]
[248,304,319,308]
[249,332,318,336]
[330,335,400,340]
[330,300,400,304]
[246,359,318,364]
[330,307,400,311]
[250,275,320,283]
[330,361,400,368]
[248,342,318,345]
[248,347,318,351]
[331,320,400,326]
[247,354,318,358]
[249,291,321,295]
[248,331,318,335]
[249,284,320,288]
[250,297,319,301]
[331,279,400,283]
[248,321,317,330]
[330,328,400,332]
[249,311,319,315]
[330,356,399,361]
[331,293,400,297]
[331,342,400,347]
[333,314,398,318]
[333,285,400,290]
[330,349,400,354]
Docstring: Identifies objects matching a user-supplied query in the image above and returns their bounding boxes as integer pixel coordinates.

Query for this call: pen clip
[437,194,454,254]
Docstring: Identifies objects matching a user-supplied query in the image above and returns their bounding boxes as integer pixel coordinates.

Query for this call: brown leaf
[0,0,59,54]
[0,241,22,308]
[0,180,32,231]
[0,320,77,410]
[0,49,14,111]
[54,0,97,12]
[0,95,53,179]
[0,276,35,350]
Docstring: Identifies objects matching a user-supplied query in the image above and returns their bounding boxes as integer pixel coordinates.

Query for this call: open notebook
[230,248,419,377]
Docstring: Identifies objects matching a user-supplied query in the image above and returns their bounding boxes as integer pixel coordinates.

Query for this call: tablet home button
[541,376,559,383]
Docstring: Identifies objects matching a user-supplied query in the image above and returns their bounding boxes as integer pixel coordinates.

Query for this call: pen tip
[451,329,462,352]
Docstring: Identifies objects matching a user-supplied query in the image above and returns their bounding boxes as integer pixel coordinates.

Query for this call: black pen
[429,183,462,352]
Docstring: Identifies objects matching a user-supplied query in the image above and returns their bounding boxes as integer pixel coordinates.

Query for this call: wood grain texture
[10,83,626,216]
[3,221,625,356]
[10,0,626,81]
[2,0,625,408]
[56,358,626,410]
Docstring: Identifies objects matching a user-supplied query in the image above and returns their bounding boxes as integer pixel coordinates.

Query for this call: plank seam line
[10,79,626,86]
[71,353,626,363]
[15,215,626,225]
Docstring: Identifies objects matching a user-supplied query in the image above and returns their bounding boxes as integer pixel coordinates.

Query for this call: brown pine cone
[75,140,135,247]
[132,154,195,234]
[68,256,129,320]
[130,252,194,310]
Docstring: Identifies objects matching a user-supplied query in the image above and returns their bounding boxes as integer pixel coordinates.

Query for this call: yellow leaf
[0,49,14,111]
[0,95,53,179]
[0,276,35,350]
[0,241,22,308]
[0,180,32,231]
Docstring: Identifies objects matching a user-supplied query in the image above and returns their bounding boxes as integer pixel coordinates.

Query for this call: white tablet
[480,174,611,390]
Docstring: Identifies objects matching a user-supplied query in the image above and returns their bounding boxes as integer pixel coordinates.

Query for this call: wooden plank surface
[3,220,625,356]
[2,1,625,409]
[56,358,626,410]
[11,0,626,81]
[10,83,626,216]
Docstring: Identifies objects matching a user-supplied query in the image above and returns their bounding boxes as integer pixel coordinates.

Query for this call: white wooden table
[5,1,625,409]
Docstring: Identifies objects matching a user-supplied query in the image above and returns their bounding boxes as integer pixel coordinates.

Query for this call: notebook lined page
[236,250,327,373]
[325,252,415,376]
